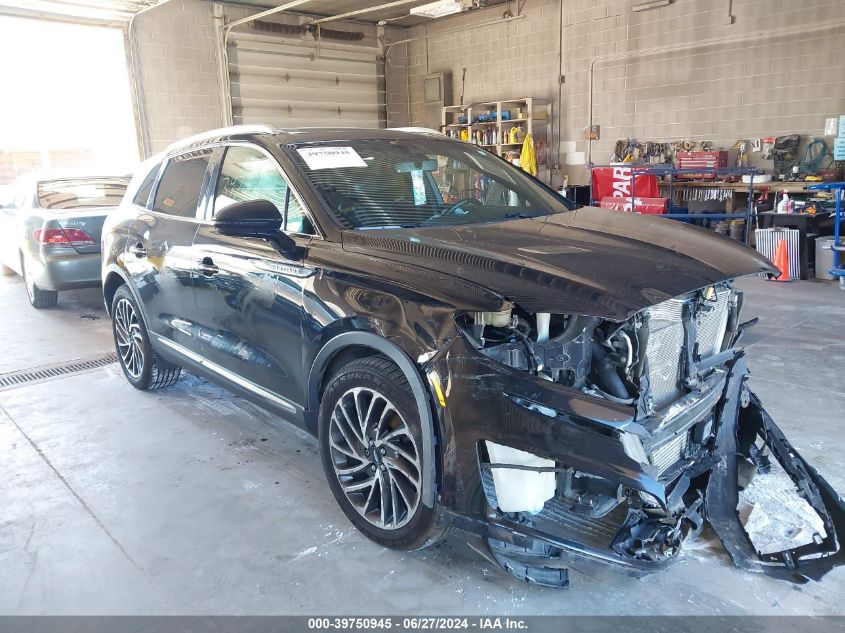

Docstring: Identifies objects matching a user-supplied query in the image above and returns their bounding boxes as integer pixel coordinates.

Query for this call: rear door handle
[129,242,147,258]
[197,257,219,277]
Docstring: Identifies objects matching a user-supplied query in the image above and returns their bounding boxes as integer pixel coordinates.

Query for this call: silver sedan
[0,175,129,308]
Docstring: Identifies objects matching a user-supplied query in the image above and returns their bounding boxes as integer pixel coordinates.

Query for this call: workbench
[658,180,828,212]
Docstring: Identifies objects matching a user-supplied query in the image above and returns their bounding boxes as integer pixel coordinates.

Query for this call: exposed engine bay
[457,282,737,412]
[452,282,845,587]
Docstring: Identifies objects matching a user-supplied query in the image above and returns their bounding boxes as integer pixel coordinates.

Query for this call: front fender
[307,330,439,508]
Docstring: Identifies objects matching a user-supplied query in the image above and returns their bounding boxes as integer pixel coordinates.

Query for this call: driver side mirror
[214,199,299,257]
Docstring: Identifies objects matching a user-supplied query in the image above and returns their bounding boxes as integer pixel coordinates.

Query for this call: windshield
[37,178,129,210]
[287,139,574,230]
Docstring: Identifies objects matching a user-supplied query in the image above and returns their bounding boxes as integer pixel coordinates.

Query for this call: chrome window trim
[152,334,299,414]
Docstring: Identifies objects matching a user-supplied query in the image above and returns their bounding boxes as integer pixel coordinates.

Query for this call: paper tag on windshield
[297,146,367,170]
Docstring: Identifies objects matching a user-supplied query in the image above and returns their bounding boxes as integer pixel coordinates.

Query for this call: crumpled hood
[342,207,776,321]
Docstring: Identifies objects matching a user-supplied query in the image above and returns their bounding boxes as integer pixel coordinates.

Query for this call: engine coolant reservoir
[471,309,512,328]
[485,441,556,514]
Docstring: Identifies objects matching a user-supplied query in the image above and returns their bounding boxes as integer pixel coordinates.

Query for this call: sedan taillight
[34,228,96,247]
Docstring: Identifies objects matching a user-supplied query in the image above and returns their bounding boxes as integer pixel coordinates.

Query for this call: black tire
[318,354,447,551]
[22,257,58,309]
[111,285,181,390]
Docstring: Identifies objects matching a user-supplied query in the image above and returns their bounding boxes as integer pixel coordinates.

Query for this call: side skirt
[150,333,309,430]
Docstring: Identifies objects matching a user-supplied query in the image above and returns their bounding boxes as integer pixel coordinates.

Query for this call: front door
[191,144,317,409]
[123,149,213,355]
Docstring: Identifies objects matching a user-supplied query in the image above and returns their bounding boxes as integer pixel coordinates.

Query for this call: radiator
[650,431,690,474]
[643,289,731,410]
[755,228,800,279]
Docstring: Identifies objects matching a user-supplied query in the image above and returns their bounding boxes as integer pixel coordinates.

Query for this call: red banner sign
[591,167,659,202]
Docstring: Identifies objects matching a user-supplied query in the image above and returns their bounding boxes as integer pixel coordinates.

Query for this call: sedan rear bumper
[30,250,102,291]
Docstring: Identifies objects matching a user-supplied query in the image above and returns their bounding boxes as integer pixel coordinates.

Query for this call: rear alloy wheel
[22,258,57,309]
[319,355,446,550]
[111,285,181,390]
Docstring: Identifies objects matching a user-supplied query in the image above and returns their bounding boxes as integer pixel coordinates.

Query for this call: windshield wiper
[357,224,425,230]
[503,211,544,220]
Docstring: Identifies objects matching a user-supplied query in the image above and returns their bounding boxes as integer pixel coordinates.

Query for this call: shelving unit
[441,98,553,184]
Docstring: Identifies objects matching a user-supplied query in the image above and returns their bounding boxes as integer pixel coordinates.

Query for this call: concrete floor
[1,273,844,615]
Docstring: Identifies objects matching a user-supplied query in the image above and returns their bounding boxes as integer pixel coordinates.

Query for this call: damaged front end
[433,282,845,586]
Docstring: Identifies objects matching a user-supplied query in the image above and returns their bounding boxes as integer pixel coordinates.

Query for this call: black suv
[102,126,845,586]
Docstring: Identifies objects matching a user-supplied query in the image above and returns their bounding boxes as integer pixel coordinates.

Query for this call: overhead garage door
[228,31,383,129]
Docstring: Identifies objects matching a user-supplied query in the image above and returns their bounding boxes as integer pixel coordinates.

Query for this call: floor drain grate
[0,353,118,391]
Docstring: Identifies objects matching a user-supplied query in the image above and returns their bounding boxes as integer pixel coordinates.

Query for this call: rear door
[123,149,213,356]
[191,143,317,409]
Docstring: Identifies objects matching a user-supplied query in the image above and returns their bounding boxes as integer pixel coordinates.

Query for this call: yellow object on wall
[520,133,537,177]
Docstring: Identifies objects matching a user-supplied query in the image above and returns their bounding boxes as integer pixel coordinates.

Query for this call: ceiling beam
[0,3,127,25]
[223,0,314,34]
[308,0,426,25]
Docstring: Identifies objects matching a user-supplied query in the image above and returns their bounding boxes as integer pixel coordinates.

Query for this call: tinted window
[36,178,129,210]
[288,140,574,230]
[153,150,212,218]
[214,145,314,235]
[132,165,159,208]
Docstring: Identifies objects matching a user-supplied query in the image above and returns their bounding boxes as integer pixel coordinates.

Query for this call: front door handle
[197,257,219,277]
[129,242,147,258]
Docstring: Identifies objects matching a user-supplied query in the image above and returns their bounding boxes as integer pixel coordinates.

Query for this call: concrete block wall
[396,0,845,184]
[387,0,561,130]
[131,0,225,156]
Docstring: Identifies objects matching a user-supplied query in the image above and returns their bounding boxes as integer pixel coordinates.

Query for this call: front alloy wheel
[319,355,446,550]
[329,386,422,530]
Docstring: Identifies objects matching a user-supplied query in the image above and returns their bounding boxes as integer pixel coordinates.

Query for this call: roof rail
[388,127,443,136]
[164,124,275,154]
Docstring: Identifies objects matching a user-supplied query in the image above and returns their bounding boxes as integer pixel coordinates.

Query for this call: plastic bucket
[815,238,835,280]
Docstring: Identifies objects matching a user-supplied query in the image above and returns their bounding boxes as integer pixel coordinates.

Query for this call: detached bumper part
[487,538,570,588]
[706,359,845,582]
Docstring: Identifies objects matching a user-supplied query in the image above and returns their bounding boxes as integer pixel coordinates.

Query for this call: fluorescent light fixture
[632,0,671,11]
[410,0,463,19]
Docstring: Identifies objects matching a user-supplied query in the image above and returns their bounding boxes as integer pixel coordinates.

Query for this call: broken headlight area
[453,285,845,584]
[455,282,739,416]
[456,282,741,477]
